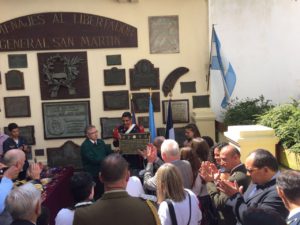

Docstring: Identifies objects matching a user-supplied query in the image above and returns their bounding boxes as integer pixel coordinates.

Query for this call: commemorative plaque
[162,99,189,124]
[4,96,31,118]
[100,117,122,139]
[106,55,122,66]
[5,70,25,90]
[104,67,126,86]
[132,92,160,113]
[42,101,91,139]
[103,90,129,110]
[4,125,35,145]
[193,95,210,108]
[119,132,150,154]
[180,81,196,93]
[8,54,28,68]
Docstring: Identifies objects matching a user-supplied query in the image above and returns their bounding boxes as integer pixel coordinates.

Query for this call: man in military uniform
[73,154,160,225]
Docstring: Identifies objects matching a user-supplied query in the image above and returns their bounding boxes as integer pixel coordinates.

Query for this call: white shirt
[288,207,300,219]
[192,175,208,197]
[158,189,202,225]
[126,176,145,197]
[55,208,74,225]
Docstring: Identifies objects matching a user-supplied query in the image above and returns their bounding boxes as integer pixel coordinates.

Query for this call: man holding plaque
[113,112,144,171]
[81,125,113,199]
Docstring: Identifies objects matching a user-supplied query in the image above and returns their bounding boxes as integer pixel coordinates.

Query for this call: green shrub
[223,95,274,126]
[258,100,300,152]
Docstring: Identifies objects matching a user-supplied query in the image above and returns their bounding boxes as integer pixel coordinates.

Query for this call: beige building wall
[0,0,209,159]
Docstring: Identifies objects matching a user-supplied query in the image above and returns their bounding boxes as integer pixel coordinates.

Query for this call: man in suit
[277,170,300,225]
[6,183,42,225]
[201,144,250,225]
[80,125,113,199]
[74,153,160,225]
[218,149,289,225]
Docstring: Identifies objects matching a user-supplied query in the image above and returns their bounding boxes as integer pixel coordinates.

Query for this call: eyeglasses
[246,167,259,173]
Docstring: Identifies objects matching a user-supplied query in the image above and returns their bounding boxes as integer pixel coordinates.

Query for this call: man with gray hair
[143,139,193,191]
[6,182,42,225]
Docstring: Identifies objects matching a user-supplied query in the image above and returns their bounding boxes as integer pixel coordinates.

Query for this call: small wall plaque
[34,149,45,156]
[100,117,122,139]
[104,67,126,86]
[193,95,210,108]
[103,90,129,111]
[4,96,31,118]
[162,99,189,124]
[8,54,28,68]
[180,81,196,93]
[106,55,122,66]
[5,70,25,90]
[132,92,160,113]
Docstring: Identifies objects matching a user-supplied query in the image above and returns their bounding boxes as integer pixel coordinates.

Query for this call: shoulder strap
[145,200,161,225]
[166,199,178,225]
[186,191,191,225]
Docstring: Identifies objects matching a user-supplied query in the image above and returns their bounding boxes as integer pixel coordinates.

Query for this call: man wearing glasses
[80,125,113,199]
[217,149,288,225]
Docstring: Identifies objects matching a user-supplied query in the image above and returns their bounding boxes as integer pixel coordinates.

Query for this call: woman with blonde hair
[156,163,201,225]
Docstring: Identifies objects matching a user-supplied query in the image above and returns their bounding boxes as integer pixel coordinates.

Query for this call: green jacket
[80,138,113,177]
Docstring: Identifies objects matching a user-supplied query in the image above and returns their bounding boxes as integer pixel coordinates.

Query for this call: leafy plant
[223,95,274,126]
[258,99,300,152]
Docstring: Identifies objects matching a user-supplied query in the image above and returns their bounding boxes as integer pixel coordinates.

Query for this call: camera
[0,167,8,175]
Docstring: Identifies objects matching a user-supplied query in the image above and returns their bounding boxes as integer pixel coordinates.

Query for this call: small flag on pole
[130,94,137,124]
[165,99,175,140]
[148,93,156,143]
[210,26,237,108]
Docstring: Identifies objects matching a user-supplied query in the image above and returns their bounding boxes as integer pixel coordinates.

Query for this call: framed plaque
[104,67,126,86]
[5,70,25,90]
[138,116,149,128]
[162,99,189,124]
[4,125,35,145]
[132,92,160,113]
[42,101,91,139]
[103,90,129,111]
[100,117,122,139]
[106,54,122,66]
[193,95,210,108]
[8,54,28,68]
[119,132,150,154]
[4,96,31,118]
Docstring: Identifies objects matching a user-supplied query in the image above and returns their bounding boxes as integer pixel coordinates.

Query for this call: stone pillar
[191,108,216,141]
[224,125,279,163]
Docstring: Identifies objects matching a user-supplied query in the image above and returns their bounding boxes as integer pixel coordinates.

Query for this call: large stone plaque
[129,59,160,90]
[162,99,189,124]
[4,125,35,145]
[42,101,91,139]
[103,90,129,111]
[8,54,28,68]
[119,133,150,154]
[38,52,90,100]
[47,140,83,170]
[100,117,122,139]
[4,96,31,118]
[104,67,126,86]
[5,70,25,90]
[132,92,160,113]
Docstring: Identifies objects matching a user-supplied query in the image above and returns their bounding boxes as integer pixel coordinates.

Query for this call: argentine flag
[210,26,237,109]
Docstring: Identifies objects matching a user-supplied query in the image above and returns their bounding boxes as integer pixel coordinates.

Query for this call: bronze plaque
[4,125,35,145]
[132,92,160,113]
[106,55,122,66]
[180,81,196,93]
[193,95,210,108]
[162,99,189,124]
[42,101,91,139]
[104,67,126,86]
[5,70,25,90]
[0,12,137,52]
[8,54,28,68]
[119,133,150,154]
[129,59,160,90]
[103,90,129,111]
[38,52,90,100]
[4,96,31,118]
[100,117,122,139]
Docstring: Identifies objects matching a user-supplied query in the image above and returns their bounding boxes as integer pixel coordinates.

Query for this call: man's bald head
[4,149,25,167]
[220,145,241,171]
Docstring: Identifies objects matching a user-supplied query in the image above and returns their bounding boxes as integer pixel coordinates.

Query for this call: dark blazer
[206,164,250,225]
[287,211,300,225]
[73,190,159,225]
[226,178,289,225]
[10,219,35,225]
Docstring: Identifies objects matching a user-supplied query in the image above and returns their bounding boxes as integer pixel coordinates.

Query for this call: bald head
[3,149,25,167]
[220,145,241,171]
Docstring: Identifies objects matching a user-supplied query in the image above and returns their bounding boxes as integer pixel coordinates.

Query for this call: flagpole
[207,24,216,92]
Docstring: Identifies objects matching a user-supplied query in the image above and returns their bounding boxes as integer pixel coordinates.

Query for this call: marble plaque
[119,133,150,154]
[42,101,91,139]
[162,99,189,123]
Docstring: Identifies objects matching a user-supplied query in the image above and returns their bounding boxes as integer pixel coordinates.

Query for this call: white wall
[0,0,209,159]
[209,0,300,120]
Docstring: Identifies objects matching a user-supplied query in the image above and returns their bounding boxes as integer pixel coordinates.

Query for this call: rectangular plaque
[103,90,129,111]
[34,149,45,156]
[162,99,189,124]
[42,101,91,139]
[180,81,196,93]
[4,125,35,145]
[138,116,149,128]
[193,95,210,108]
[119,133,150,154]
[5,70,25,90]
[149,15,179,54]
[4,96,31,118]
[100,117,122,139]
[8,54,28,68]
[106,55,122,66]
[104,67,126,86]
[132,92,160,113]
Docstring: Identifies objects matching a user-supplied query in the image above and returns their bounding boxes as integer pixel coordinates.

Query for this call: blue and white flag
[165,99,175,140]
[148,94,156,143]
[210,26,237,108]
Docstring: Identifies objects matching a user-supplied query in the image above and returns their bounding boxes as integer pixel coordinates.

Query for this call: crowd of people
[0,115,300,225]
